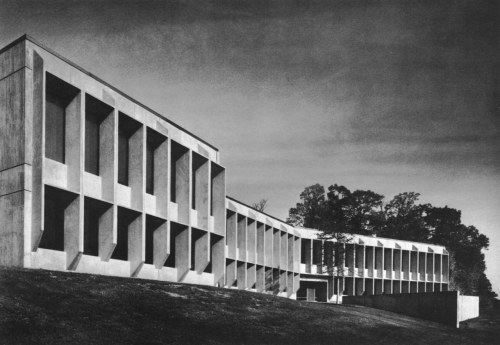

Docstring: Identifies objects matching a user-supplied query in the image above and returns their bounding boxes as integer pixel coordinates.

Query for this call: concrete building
[0,35,449,302]
[296,228,449,302]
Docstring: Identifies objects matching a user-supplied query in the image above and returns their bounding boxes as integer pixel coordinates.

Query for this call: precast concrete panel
[256,265,265,292]
[273,229,280,269]
[256,222,265,265]
[237,215,246,261]
[294,236,300,272]
[280,231,287,270]
[192,152,209,230]
[264,225,273,267]
[288,235,294,273]
[210,233,225,286]
[247,219,256,263]
[128,125,145,211]
[247,263,256,289]
[210,163,225,236]
[225,211,236,259]
[237,261,246,290]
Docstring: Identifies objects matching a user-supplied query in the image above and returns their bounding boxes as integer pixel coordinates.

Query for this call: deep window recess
[118,113,142,185]
[85,95,113,175]
[83,197,111,256]
[170,141,189,202]
[146,128,166,195]
[111,207,140,261]
[44,73,79,163]
[39,186,78,251]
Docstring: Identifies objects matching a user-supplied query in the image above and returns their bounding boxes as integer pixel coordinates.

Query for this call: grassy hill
[0,267,498,345]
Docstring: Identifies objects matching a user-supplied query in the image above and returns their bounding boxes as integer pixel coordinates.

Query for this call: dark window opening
[118,113,141,185]
[191,152,207,209]
[191,228,206,270]
[111,207,140,261]
[210,163,223,216]
[44,73,79,163]
[165,222,187,268]
[170,141,188,203]
[85,95,113,176]
[39,186,78,251]
[84,197,111,256]
[146,128,166,195]
[145,215,166,265]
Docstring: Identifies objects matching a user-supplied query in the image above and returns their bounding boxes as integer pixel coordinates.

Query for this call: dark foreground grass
[0,267,498,345]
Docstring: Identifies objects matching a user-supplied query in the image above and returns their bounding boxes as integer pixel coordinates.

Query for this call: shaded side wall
[343,291,475,328]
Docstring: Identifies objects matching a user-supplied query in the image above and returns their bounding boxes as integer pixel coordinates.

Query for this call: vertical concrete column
[99,108,116,202]
[247,264,256,290]
[256,222,265,265]
[288,235,294,273]
[280,231,287,270]
[226,212,237,259]
[264,225,273,267]
[210,163,225,236]
[237,261,246,290]
[211,234,225,286]
[273,229,280,269]
[194,230,209,273]
[294,273,301,294]
[31,51,44,254]
[63,194,83,270]
[193,154,209,229]
[256,265,265,292]
[237,214,246,261]
[129,213,145,276]
[287,272,294,297]
[294,236,301,272]
[129,125,145,211]
[279,270,286,293]
[154,139,169,218]
[175,148,190,225]
[66,91,83,193]
[175,224,190,281]
[153,221,169,268]
[226,260,236,287]
[247,219,256,263]
[98,204,116,261]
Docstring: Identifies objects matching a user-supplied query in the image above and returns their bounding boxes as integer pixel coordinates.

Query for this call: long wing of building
[0,35,450,303]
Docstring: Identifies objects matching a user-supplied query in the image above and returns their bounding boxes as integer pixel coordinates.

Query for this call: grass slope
[0,267,498,345]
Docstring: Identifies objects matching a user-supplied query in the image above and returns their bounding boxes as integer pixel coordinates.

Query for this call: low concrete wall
[343,291,478,328]
[458,295,479,322]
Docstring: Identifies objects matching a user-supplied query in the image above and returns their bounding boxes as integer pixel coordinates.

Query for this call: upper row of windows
[45,73,169,196]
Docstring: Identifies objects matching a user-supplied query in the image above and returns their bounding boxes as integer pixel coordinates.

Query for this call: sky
[1,0,499,293]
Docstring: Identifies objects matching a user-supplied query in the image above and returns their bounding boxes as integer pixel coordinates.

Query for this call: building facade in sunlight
[0,36,450,302]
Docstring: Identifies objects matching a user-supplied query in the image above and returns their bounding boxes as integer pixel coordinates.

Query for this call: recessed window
[118,113,142,185]
[146,128,166,195]
[85,95,113,176]
[44,73,79,163]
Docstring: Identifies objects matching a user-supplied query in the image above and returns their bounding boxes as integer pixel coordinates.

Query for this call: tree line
[286,183,497,303]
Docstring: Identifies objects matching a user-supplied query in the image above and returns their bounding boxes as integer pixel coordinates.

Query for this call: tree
[287,183,497,303]
[251,199,268,212]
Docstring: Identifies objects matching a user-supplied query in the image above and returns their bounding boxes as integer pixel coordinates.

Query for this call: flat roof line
[226,195,291,227]
[1,34,218,152]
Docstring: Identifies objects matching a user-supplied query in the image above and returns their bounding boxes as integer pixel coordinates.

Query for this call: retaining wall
[343,291,479,328]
